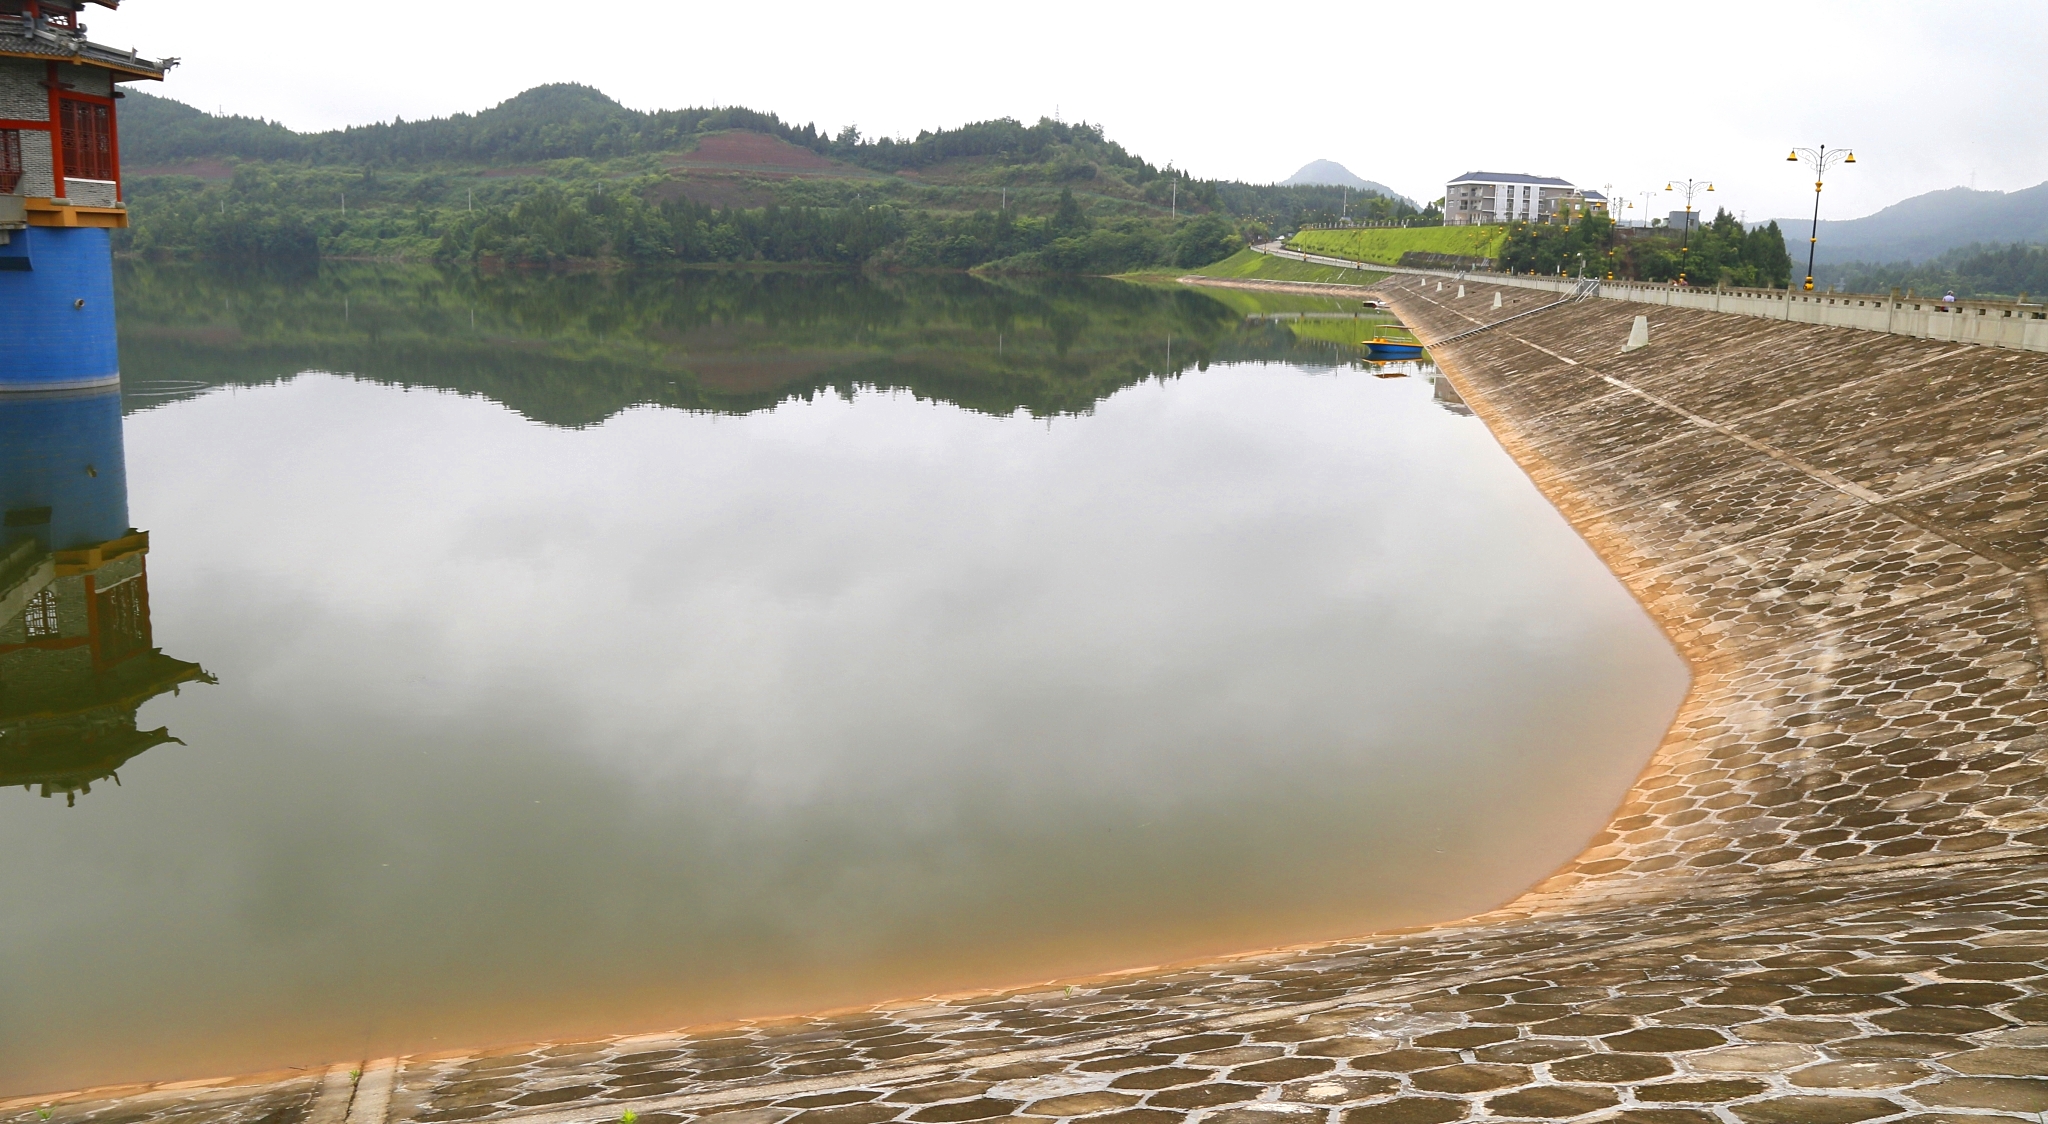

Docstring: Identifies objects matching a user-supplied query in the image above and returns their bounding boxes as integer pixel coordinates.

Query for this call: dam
[15,274,2047,1124]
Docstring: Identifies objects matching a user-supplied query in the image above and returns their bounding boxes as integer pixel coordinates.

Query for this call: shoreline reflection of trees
[115,262,1370,428]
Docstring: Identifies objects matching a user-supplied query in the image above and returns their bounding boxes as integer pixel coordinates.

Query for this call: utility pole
[1787,144,1856,291]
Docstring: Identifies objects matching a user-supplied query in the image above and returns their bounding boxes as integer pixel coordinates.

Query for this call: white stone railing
[1266,243,2048,355]
[1459,274,2048,353]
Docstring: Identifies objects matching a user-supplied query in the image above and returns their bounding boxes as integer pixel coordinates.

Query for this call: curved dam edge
[16,287,2048,1124]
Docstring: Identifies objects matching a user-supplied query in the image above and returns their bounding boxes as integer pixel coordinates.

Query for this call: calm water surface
[0,266,1686,1093]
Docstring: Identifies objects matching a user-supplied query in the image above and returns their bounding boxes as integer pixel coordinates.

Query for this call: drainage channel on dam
[0,267,1685,1095]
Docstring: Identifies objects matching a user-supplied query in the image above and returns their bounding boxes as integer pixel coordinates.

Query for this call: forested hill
[114,85,1427,272]
[122,84,1153,176]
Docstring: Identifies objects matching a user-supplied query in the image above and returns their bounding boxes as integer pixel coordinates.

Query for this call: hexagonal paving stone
[1604,1112,1721,1124]
[1873,1008,2011,1034]
[1145,1083,1260,1110]
[1406,1063,1527,1093]
[1340,1099,1466,1124]
[1485,1085,1619,1118]
[1551,1053,1675,1082]
[1229,1059,1333,1084]
[905,1099,1021,1123]
[1279,1075,1399,1104]
[1897,983,2025,1006]
[1790,1059,1930,1088]
[1187,1048,1286,1068]
[1602,1028,1727,1053]
[1085,1110,1181,1124]
[888,1083,995,1106]
[509,1085,606,1107]
[1474,1039,1589,1064]
[788,1106,901,1124]
[781,1092,883,1109]
[1942,1048,2048,1076]
[1021,1092,1139,1117]
[1202,1110,1325,1124]
[701,1109,794,1124]
[1728,1096,1904,1124]
[1411,1027,1516,1050]
[1686,1045,1819,1073]
[1634,1079,1769,1102]
[1912,1078,2048,1112]
[1108,1069,1211,1092]
[1827,1034,1970,1059]
[1347,1050,1463,1074]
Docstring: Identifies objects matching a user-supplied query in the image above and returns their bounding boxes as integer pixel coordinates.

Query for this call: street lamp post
[1664,178,1714,284]
[1788,144,1856,292]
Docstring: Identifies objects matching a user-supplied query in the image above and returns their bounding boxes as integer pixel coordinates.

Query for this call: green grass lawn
[1175,248,1390,286]
[1287,226,1508,265]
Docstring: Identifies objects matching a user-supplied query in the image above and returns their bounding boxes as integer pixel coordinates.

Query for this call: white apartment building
[1444,172,1575,226]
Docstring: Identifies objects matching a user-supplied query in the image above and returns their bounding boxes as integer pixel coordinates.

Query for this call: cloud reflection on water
[0,362,1686,1092]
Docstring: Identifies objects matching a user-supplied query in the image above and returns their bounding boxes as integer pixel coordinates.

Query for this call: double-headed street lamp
[1788,144,1856,291]
[1665,178,1714,283]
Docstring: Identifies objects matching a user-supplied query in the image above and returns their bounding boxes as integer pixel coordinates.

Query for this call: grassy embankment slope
[1119,249,1387,286]
[1287,226,1508,265]
[1117,249,1398,351]
[1177,248,1389,286]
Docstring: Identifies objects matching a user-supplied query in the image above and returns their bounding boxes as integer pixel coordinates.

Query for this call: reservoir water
[0,265,1687,1094]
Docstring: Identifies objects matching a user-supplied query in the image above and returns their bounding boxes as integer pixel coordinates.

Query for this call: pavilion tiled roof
[0,15,172,79]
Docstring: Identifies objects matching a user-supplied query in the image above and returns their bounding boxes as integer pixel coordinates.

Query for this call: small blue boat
[1364,329,1425,359]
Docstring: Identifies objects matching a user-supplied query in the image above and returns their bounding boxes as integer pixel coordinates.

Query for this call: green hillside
[1287,226,1509,265]
[115,86,1427,272]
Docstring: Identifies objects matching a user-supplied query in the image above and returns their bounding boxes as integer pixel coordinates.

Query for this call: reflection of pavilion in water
[1,389,208,805]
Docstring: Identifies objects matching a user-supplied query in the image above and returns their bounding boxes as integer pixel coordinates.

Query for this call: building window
[60,98,113,181]
[0,129,20,194]
[24,588,59,639]
[95,577,148,663]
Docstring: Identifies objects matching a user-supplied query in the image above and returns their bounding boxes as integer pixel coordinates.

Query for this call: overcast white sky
[104,0,2047,223]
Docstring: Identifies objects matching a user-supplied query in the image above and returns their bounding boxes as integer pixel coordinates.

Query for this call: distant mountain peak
[1776,181,2048,266]
[1279,160,1412,205]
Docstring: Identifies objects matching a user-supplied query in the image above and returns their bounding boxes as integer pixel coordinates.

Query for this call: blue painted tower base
[0,226,120,392]
[0,386,130,552]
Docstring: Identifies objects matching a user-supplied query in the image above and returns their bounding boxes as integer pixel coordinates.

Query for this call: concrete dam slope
[18,288,2048,1124]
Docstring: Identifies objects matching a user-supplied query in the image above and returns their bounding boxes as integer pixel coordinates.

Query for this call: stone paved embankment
[13,282,2048,1124]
